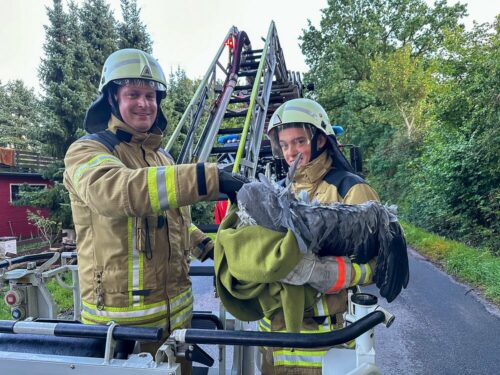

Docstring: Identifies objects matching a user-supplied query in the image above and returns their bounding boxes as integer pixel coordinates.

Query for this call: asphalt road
[190,249,500,374]
[369,249,500,375]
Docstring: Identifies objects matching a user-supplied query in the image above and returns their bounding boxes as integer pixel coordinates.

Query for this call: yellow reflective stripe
[128,218,134,304]
[165,166,178,208]
[127,218,143,306]
[170,288,193,314]
[170,304,193,330]
[320,297,331,331]
[364,263,372,284]
[258,318,272,332]
[273,349,326,367]
[82,317,168,329]
[82,299,167,315]
[73,154,123,187]
[148,166,178,212]
[81,300,168,326]
[188,223,198,233]
[351,263,362,286]
[148,167,161,213]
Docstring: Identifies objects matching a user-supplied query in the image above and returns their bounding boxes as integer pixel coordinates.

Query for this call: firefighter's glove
[198,237,214,262]
[218,170,249,203]
[281,253,352,294]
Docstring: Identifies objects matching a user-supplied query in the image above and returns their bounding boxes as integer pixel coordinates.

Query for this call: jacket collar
[293,151,332,185]
[107,115,163,150]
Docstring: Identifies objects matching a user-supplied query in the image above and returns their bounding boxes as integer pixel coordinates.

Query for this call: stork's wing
[374,222,409,302]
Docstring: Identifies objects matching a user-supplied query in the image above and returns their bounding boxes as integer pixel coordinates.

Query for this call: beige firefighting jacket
[63,116,219,330]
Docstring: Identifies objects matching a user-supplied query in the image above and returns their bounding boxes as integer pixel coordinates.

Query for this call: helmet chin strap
[310,132,326,161]
[106,84,125,123]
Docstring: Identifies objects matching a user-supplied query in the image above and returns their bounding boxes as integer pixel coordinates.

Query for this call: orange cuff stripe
[326,256,346,294]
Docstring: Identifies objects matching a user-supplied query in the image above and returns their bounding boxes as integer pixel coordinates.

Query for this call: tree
[38,0,95,158]
[162,67,198,158]
[118,0,153,52]
[300,0,466,143]
[406,21,499,250]
[0,80,46,151]
[364,45,434,138]
[79,0,119,90]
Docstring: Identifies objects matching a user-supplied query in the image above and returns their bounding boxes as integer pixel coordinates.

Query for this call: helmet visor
[113,78,166,91]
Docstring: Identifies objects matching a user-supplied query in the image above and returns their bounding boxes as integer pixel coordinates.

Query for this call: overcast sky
[0,0,498,93]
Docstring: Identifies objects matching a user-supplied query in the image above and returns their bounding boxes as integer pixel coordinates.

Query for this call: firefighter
[259,98,380,374]
[63,48,246,372]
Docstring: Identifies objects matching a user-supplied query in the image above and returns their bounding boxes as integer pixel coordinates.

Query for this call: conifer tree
[38,0,94,158]
[79,0,118,90]
[118,0,153,53]
[0,80,45,151]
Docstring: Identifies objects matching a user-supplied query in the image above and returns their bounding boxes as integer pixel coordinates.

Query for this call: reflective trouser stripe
[313,296,332,331]
[148,166,178,213]
[73,154,124,193]
[170,288,193,330]
[81,300,168,327]
[273,349,326,367]
[128,218,143,306]
[258,317,272,332]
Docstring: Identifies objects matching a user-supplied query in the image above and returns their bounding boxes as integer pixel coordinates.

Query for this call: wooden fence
[14,150,58,171]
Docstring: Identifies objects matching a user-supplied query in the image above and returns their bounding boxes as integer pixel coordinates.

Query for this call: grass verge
[402,221,500,305]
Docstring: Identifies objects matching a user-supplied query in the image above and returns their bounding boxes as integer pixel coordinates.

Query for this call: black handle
[182,311,385,348]
[185,343,215,367]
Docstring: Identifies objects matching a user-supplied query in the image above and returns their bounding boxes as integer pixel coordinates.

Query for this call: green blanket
[214,204,318,332]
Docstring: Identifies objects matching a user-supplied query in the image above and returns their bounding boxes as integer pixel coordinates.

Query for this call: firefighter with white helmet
[63,48,246,372]
[260,98,380,374]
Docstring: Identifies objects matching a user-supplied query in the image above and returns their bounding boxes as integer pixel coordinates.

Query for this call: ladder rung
[218,128,244,135]
[229,97,251,104]
[238,70,258,77]
[224,110,248,118]
[211,145,240,154]
[243,49,263,54]
[239,61,260,69]
[243,55,261,61]
[234,84,253,91]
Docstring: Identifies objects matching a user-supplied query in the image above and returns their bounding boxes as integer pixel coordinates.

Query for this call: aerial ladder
[165,21,304,179]
[0,22,393,375]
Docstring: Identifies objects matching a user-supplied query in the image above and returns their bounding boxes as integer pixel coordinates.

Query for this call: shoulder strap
[323,168,366,199]
[79,130,122,152]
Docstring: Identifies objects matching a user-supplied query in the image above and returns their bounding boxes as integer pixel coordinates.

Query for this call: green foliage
[118,0,153,52]
[363,45,434,138]
[402,221,500,303]
[301,0,497,250]
[79,0,119,90]
[14,163,73,230]
[191,201,216,226]
[406,23,499,250]
[38,0,95,158]
[162,67,198,159]
[0,80,46,151]
[301,0,466,122]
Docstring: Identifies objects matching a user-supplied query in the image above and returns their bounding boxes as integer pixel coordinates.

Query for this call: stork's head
[236,174,290,232]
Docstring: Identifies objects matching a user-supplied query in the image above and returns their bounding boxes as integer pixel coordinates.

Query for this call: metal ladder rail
[195,31,252,162]
[232,21,284,177]
[165,26,239,155]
